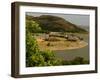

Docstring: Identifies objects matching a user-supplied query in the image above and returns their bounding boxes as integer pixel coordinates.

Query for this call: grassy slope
[26,15,88,33]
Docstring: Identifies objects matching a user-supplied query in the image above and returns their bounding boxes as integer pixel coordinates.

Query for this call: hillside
[26,15,88,33]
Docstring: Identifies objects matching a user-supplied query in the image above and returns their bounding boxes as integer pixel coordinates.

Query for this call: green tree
[26,32,41,67]
[40,50,62,66]
[26,20,42,33]
[26,32,39,58]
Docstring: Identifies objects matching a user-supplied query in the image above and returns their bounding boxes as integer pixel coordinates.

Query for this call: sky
[26,12,90,27]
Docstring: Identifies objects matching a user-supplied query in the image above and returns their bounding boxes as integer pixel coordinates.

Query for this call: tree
[26,32,39,58]
[26,20,42,33]
[40,50,62,66]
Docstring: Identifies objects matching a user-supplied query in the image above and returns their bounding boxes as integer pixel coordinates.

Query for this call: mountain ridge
[26,15,88,33]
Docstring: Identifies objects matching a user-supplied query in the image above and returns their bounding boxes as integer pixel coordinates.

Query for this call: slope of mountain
[26,15,88,33]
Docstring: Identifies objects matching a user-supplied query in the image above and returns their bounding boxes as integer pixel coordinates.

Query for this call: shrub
[48,37,60,41]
